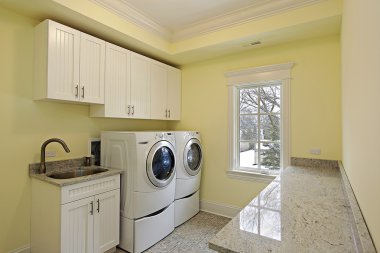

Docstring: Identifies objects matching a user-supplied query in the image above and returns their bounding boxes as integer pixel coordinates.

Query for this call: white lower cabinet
[94,190,120,253]
[31,175,120,253]
[61,196,95,253]
[61,189,120,253]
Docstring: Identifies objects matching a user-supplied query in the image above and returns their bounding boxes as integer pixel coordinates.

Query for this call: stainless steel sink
[47,167,108,179]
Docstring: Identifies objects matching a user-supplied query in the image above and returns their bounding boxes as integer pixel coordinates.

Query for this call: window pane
[260,115,280,141]
[240,115,258,141]
[260,143,281,171]
[240,88,258,114]
[260,86,280,113]
[239,142,259,168]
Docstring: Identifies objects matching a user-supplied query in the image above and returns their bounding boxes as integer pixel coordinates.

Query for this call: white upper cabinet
[90,43,130,118]
[150,61,168,120]
[35,19,181,120]
[130,52,151,119]
[150,63,181,120]
[34,20,105,104]
[79,33,105,104]
[167,67,181,120]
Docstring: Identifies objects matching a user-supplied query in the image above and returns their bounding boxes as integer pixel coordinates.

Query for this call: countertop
[209,165,376,253]
[30,167,123,187]
[29,158,123,187]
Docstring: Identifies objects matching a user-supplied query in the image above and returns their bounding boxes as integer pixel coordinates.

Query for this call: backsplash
[29,158,85,175]
[290,157,339,169]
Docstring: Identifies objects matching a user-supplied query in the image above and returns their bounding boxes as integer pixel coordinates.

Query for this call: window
[226,63,293,181]
[239,82,281,174]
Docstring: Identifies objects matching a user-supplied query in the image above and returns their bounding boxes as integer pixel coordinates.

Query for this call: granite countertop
[209,164,376,253]
[29,158,123,187]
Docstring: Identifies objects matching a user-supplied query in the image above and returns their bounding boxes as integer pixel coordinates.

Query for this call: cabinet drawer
[61,175,120,204]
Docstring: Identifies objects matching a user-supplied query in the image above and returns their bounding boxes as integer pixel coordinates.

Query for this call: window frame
[226,63,294,182]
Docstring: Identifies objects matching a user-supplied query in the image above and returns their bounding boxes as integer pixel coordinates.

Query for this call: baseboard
[8,245,30,253]
[200,200,241,218]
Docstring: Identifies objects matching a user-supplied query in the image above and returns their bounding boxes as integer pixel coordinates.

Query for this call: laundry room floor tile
[116,211,231,253]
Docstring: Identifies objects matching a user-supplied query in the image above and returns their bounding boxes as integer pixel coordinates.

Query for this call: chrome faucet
[40,138,70,173]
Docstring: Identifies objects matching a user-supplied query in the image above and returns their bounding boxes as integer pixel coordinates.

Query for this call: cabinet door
[47,20,80,101]
[167,67,181,120]
[61,196,94,253]
[104,43,130,117]
[130,53,150,119]
[94,189,120,253]
[150,61,168,120]
[80,33,105,104]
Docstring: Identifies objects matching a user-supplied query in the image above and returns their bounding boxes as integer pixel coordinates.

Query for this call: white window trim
[226,62,294,182]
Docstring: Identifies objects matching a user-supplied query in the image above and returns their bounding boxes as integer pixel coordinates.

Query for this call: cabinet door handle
[90,201,94,215]
[97,199,100,213]
[75,85,79,98]
[168,109,171,118]
[127,105,131,115]
[165,109,168,118]
[81,86,85,99]
[132,105,135,115]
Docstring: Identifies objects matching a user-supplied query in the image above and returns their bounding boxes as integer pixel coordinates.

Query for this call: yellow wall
[0,3,343,252]
[170,34,341,208]
[341,0,380,249]
[0,7,168,252]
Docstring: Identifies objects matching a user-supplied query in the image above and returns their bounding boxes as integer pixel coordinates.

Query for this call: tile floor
[116,211,230,253]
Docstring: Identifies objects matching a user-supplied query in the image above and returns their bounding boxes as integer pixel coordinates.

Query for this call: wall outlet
[309,148,321,155]
[45,150,56,157]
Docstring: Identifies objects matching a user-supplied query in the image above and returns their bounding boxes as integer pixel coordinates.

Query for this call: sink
[47,167,108,179]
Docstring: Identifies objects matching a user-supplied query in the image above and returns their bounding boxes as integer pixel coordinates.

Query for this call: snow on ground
[240,150,258,168]
[240,150,279,173]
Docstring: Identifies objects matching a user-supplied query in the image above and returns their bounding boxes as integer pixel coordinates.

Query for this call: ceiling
[120,0,264,33]
[0,0,342,66]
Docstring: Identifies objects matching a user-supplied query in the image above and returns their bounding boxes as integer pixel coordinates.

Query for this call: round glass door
[184,138,202,176]
[147,140,176,187]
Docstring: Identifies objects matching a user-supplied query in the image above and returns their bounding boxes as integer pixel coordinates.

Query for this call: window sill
[226,170,277,183]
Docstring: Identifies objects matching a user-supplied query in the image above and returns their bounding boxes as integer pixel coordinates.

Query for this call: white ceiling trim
[91,0,172,39]
[92,0,326,42]
[173,0,326,41]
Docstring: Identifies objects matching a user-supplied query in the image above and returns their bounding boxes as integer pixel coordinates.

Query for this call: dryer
[174,131,203,227]
[101,131,176,253]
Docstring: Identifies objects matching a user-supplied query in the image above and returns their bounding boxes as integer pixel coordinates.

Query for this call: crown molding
[91,0,171,39]
[172,0,326,41]
[92,0,326,42]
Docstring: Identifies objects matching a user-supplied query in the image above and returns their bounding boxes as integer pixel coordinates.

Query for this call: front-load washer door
[147,140,176,188]
[184,138,202,176]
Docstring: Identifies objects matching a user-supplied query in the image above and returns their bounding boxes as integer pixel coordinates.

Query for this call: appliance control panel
[155,132,175,144]
[155,133,164,139]
[185,131,200,140]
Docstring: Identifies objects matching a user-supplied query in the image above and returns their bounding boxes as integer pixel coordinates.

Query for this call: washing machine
[174,131,203,227]
[101,131,176,253]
